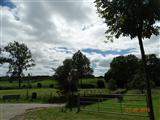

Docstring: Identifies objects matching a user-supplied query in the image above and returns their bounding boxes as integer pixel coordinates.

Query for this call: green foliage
[105,54,160,89]
[49,84,54,88]
[55,51,93,93]
[95,0,160,40]
[37,83,42,88]
[105,54,139,88]
[54,59,78,94]
[96,79,105,88]
[108,79,117,91]
[146,54,160,86]
[72,50,93,79]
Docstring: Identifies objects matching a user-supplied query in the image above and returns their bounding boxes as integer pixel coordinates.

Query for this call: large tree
[95,0,160,119]
[105,55,139,88]
[54,59,78,94]
[54,51,93,93]
[4,41,35,88]
[72,50,93,85]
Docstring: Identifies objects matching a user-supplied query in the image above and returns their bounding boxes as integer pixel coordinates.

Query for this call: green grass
[0,88,57,103]
[0,88,110,103]
[0,79,56,89]
[31,79,56,88]
[81,89,160,120]
[81,78,100,85]
[0,78,99,89]
[17,89,160,120]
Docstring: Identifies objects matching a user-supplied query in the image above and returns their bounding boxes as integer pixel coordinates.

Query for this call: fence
[79,92,150,119]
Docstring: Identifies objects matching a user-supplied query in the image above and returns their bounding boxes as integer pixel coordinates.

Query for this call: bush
[49,84,54,88]
[108,79,117,91]
[79,84,96,88]
[28,84,32,88]
[22,85,26,88]
[37,83,42,88]
[97,79,105,88]
[32,92,37,99]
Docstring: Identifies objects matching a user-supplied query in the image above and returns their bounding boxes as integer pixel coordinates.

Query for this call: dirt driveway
[0,103,63,120]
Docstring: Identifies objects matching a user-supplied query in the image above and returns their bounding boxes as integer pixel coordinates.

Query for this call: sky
[0,0,160,76]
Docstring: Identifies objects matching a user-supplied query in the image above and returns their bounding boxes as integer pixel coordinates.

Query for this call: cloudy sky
[0,0,160,76]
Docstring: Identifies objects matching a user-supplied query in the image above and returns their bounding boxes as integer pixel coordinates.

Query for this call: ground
[0,103,63,120]
[14,89,160,120]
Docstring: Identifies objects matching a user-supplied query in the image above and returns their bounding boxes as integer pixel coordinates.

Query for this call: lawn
[0,79,56,89]
[0,78,99,89]
[0,88,57,103]
[0,88,110,103]
[14,89,160,120]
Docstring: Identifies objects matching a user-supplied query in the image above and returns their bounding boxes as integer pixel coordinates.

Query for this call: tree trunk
[18,68,22,89]
[138,35,155,120]
[18,78,21,88]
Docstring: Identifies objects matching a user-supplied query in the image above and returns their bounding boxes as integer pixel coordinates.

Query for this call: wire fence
[79,93,150,119]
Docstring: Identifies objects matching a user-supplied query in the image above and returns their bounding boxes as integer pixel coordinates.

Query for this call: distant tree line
[105,54,160,91]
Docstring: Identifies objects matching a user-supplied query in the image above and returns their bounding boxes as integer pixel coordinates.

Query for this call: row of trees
[0,41,35,88]
[105,54,160,90]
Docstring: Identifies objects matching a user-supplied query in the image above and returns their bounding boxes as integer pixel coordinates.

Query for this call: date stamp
[124,107,150,113]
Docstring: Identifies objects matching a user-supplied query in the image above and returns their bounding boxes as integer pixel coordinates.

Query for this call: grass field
[0,87,110,103]
[0,88,57,103]
[13,89,160,120]
[0,79,56,89]
[0,78,99,89]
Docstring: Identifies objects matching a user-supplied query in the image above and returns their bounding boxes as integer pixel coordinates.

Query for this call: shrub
[49,84,54,88]
[79,84,96,88]
[37,83,42,88]
[108,79,117,91]
[32,92,37,99]
[97,79,105,88]
[22,85,26,88]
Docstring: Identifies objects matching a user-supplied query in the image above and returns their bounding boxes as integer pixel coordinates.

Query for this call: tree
[146,54,160,86]
[105,55,139,88]
[4,41,35,88]
[54,59,78,94]
[72,50,93,85]
[95,0,160,119]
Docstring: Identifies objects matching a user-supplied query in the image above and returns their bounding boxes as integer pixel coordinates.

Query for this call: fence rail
[79,93,149,119]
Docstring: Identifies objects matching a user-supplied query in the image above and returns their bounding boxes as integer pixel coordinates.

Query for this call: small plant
[32,92,37,99]
[97,79,105,88]
[49,84,54,88]
[37,83,42,88]
[22,85,26,88]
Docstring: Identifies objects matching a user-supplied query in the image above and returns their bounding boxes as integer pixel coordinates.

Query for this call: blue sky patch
[55,47,73,54]
[0,0,16,9]
[82,48,135,56]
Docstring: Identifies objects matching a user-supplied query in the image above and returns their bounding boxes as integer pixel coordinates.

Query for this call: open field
[0,78,99,89]
[0,88,57,103]
[14,89,160,120]
[0,79,56,89]
[0,88,110,103]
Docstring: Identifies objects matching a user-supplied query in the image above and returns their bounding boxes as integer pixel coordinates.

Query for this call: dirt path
[0,103,63,120]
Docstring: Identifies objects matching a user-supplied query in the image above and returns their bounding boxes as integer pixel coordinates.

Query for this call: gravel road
[0,103,63,120]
